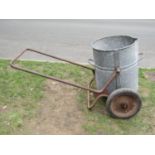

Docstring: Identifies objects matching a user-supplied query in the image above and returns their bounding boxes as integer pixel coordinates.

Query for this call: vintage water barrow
[10,35,142,119]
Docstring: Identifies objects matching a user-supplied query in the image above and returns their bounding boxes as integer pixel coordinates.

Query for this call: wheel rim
[110,95,139,118]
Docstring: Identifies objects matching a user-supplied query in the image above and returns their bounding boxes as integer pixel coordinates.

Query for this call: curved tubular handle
[10,48,117,94]
[10,48,101,93]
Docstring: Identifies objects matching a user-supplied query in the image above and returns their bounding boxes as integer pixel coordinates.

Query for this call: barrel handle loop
[138,52,144,62]
[88,58,114,71]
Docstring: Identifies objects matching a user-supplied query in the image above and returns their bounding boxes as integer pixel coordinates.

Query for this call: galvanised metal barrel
[91,35,139,94]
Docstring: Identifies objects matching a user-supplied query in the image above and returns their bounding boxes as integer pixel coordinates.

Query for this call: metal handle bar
[10,48,117,94]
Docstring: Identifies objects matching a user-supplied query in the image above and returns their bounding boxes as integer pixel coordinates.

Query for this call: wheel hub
[120,103,128,110]
[110,95,138,118]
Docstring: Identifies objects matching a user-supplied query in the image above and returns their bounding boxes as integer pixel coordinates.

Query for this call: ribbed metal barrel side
[91,35,139,93]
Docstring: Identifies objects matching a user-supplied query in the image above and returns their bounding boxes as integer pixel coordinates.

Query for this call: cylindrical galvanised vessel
[91,35,139,94]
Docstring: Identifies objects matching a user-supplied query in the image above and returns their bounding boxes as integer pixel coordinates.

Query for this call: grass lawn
[0,59,155,134]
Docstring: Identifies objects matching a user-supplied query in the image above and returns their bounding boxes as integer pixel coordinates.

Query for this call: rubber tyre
[106,88,142,119]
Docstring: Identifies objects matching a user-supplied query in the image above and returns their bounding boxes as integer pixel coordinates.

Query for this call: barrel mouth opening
[91,35,137,52]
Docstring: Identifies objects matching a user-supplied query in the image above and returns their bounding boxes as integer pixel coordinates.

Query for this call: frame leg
[87,90,105,110]
[87,76,106,110]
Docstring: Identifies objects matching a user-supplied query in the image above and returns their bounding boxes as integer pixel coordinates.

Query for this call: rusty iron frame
[10,48,118,109]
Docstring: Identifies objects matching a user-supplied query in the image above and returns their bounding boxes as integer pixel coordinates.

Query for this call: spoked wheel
[106,88,142,119]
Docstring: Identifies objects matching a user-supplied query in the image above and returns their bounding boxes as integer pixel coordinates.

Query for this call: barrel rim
[91,35,137,52]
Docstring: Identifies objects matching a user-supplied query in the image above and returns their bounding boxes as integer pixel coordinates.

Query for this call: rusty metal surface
[87,70,118,109]
[10,48,95,92]
[10,48,118,94]
[10,48,118,110]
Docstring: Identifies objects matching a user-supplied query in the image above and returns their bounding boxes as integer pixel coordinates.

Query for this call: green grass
[0,60,45,134]
[0,59,155,134]
[0,59,91,134]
